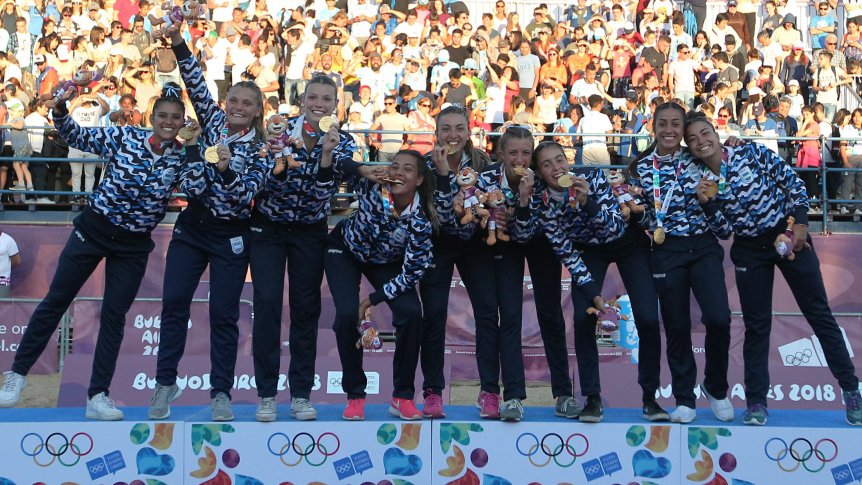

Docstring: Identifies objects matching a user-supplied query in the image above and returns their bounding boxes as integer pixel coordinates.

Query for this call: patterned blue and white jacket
[174,42,271,222]
[341,176,433,305]
[694,143,810,236]
[55,114,185,233]
[511,168,623,298]
[255,114,359,224]
[633,149,733,239]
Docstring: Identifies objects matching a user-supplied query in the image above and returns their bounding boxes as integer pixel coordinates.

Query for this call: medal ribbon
[651,153,684,229]
[499,172,516,202]
[217,124,254,145]
[381,186,417,218]
[702,148,728,194]
[303,119,320,138]
[542,186,577,210]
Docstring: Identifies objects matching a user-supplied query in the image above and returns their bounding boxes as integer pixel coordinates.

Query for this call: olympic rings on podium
[516,432,589,467]
[266,432,341,467]
[764,437,838,473]
[20,432,94,467]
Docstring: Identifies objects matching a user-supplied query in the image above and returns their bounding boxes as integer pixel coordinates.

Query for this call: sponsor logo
[778,328,854,368]
[327,370,380,394]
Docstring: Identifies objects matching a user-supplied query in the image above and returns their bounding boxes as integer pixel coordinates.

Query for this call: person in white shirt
[229,33,255,86]
[347,0,377,45]
[197,31,230,101]
[578,95,613,165]
[283,28,314,104]
[839,108,862,215]
[68,91,108,202]
[667,44,699,109]
[569,63,608,105]
[0,228,20,298]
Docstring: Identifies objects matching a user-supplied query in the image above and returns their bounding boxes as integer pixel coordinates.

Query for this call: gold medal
[653,227,666,245]
[513,167,527,176]
[204,146,221,164]
[446,144,459,155]
[178,126,196,140]
[557,174,573,188]
[318,115,337,133]
[380,176,404,185]
[704,183,718,198]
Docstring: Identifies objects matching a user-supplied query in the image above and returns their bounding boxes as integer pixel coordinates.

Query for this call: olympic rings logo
[20,432,94,467]
[266,432,341,467]
[785,349,813,366]
[764,437,838,473]
[516,432,589,468]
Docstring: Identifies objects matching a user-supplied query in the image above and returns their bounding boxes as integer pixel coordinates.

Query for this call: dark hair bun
[162,82,182,99]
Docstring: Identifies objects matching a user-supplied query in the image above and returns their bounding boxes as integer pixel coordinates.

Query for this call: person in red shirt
[113,0,140,29]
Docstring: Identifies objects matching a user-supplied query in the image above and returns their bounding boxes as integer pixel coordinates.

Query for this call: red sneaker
[342,398,365,421]
[422,392,446,419]
[389,397,422,420]
[476,391,501,419]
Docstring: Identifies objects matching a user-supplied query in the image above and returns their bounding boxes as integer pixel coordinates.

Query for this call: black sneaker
[579,395,603,423]
[642,399,670,422]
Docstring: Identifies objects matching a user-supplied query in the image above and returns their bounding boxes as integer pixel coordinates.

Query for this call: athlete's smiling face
[150,102,185,142]
[685,118,721,161]
[533,143,569,190]
[387,152,424,196]
[654,106,685,155]
[225,86,262,130]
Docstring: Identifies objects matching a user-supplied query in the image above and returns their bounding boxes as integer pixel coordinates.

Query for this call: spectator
[282,28,313,105]
[742,102,779,152]
[771,14,802,48]
[0,227,20,298]
[24,98,54,204]
[342,102,372,161]
[66,88,108,203]
[761,1,783,33]
[578,94,613,165]
[405,95,435,154]
[667,43,698,109]
[438,68,472,109]
[813,33,847,71]
[812,50,850,121]
[810,1,838,50]
[515,40,540,102]
[108,93,142,126]
[369,95,410,162]
[713,52,741,118]
[771,95,799,160]
[840,108,862,215]
[531,79,564,134]
[724,1,750,49]
[710,14,741,49]
[10,17,33,71]
[34,55,59,98]
[123,62,159,107]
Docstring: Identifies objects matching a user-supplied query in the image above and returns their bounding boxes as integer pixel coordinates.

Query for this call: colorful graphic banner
[0,408,858,484]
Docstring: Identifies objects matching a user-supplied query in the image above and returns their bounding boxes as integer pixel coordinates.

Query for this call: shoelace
[2,374,20,392]
[847,392,860,411]
[485,393,500,410]
[260,399,276,412]
[152,386,171,404]
[213,394,229,408]
[425,394,441,407]
[294,398,312,410]
[96,394,118,409]
[749,403,768,415]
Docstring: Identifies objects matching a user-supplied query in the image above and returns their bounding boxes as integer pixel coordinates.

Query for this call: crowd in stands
[0,0,861,214]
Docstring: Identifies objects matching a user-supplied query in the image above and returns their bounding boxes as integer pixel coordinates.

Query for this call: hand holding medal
[178,119,201,144]
[696,178,718,203]
[320,115,340,153]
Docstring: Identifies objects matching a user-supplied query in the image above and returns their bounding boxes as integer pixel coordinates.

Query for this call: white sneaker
[701,384,734,421]
[290,397,317,421]
[256,397,277,422]
[855,209,862,216]
[839,206,850,215]
[670,405,697,423]
[0,371,27,407]
[35,197,55,204]
[86,392,124,420]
